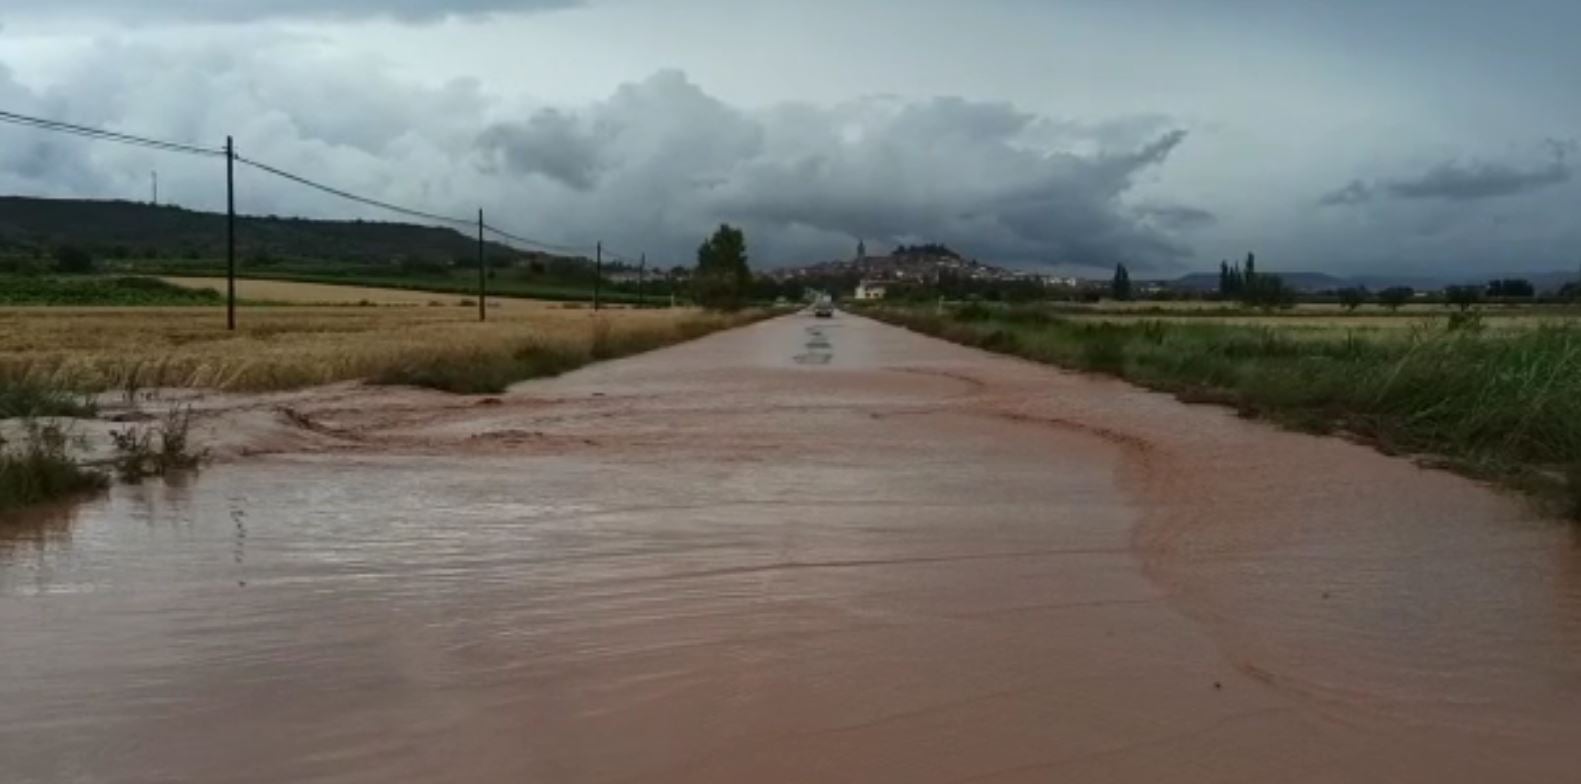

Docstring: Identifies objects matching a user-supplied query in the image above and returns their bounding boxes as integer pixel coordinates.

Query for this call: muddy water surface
[2,314,1578,782]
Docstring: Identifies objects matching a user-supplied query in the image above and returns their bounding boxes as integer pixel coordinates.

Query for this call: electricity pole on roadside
[477,209,487,323]
[638,253,646,308]
[594,242,602,311]
[225,137,236,332]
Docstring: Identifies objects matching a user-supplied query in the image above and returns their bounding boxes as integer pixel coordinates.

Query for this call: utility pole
[638,253,646,308]
[477,209,487,323]
[151,170,158,206]
[225,137,236,332]
[594,242,602,311]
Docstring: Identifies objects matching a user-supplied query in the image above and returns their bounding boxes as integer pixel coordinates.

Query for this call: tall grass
[0,378,97,418]
[867,304,1581,517]
[0,422,108,513]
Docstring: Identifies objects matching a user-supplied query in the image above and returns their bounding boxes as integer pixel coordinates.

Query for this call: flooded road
[3,313,1578,783]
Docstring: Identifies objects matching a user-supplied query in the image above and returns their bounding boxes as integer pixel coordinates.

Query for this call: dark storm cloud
[1136,204,1217,230]
[0,39,1198,269]
[1321,146,1572,206]
[1384,156,1570,201]
[468,72,1197,268]
[477,110,602,191]
[1318,179,1374,207]
[8,0,577,23]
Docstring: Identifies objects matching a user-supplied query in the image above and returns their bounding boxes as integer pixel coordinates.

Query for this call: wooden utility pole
[594,242,602,311]
[225,137,236,332]
[477,209,487,323]
[638,253,646,308]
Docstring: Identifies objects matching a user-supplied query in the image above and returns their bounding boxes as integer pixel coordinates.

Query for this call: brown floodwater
[2,314,1578,783]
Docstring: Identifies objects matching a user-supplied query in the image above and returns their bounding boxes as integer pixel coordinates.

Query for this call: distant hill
[0,195,562,265]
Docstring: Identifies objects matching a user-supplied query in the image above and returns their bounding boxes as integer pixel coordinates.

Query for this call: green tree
[1444,285,1482,312]
[1111,263,1133,301]
[1244,274,1294,310]
[1377,286,1414,311]
[53,245,95,274]
[692,224,751,310]
[1486,278,1534,298]
[1338,287,1368,311]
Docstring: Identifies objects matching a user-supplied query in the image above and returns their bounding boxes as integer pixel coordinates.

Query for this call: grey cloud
[1385,156,1569,201]
[1,43,1199,269]
[1318,179,1374,206]
[1321,147,1571,207]
[8,0,577,23]
[1136,204,1217,230]
[477,110,602,190]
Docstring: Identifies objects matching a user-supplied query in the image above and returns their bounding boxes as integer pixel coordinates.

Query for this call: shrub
[0,379,97,419]
[1378,287,1414,310]
[0,422,107,512]
[954,302,994,322]
[53,245,95,274]
[109,406,207,482]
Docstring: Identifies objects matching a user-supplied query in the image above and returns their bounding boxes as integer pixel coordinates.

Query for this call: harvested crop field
[157,276,578,309]
[0,303,751,393]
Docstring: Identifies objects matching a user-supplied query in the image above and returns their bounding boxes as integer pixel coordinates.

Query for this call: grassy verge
[0,276,226,306]
[0,422,108,513]
[863,303,1581,518]
[371,310,774,394]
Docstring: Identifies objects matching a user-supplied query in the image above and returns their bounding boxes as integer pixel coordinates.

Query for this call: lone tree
[1337,287,1368,311]
[1111,263,1133,301]
[1444,285,1482,312]
[693,224,751,310]
[1377,286,1414,311]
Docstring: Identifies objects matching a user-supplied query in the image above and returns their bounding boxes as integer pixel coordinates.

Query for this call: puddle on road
[794,322,836,366]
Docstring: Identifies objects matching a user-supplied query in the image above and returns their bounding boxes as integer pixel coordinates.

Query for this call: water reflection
[0,502,80,559]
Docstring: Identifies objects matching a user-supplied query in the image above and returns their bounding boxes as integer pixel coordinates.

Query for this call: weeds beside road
[862,303,1581,519]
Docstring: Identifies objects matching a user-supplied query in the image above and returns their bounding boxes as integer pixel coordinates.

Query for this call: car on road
[813,300,834,318]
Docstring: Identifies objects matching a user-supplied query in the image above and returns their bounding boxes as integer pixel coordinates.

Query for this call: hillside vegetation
[0,196,529,266]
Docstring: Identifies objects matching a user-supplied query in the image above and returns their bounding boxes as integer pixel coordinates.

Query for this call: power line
[235,155,478,230]
[0,108,225,158]
[481,223,597,258]
[236,156,637,260]
[1,106,639,262]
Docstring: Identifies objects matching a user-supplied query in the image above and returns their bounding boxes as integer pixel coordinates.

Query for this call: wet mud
[2,313,1577,783]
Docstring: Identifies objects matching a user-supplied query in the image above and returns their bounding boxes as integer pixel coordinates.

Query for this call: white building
[854,280,888,301]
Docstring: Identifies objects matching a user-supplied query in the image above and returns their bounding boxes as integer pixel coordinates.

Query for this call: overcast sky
[2,0,1578,276]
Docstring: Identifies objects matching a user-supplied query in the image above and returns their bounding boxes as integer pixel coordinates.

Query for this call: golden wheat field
[0,301,730,392]
[158,276,568,310]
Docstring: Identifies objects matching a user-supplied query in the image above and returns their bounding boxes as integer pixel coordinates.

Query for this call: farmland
[0,300,752,394]
[0,275,227,306]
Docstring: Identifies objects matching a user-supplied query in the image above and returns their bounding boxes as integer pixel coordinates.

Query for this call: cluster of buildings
[773,242,1082,297]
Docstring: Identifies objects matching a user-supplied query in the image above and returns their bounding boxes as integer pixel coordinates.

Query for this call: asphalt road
[2,311,1577,783]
